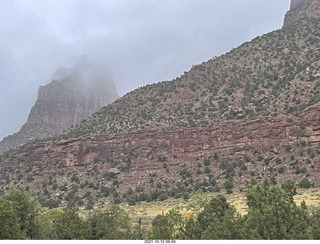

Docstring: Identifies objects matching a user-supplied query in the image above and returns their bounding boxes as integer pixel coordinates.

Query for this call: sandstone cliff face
[284,0,320,27]
[1,104,319,194]
[0,58,119,153]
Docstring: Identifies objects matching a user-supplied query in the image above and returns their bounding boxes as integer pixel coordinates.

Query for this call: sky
[0,0,290,141]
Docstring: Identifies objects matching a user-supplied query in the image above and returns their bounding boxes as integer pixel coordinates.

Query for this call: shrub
[299,178,311,188]
[204,166,211,174]
[285,145,292,152]
[43,199,61,209]
[71,174,80,184]
[158,156,167,162]
[204,158,211,166]
[158,193,168,201]
[26,175,35,182]
[278,167,285,174]
[59,185,68,192]
[126,195,137,206]
[224,179,234,191]
[113,197,122,204]
[244,154,251,162]
[214,152,219,161]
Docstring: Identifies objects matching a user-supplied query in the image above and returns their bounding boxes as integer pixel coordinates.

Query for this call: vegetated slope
[0,7,319,208]
[64,18,320,139]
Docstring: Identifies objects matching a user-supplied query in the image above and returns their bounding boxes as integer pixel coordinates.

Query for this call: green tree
[175,216,203,240]
[87,205,134,240]
[299,178,312,188]
[197,194,239,239]
[0,199,26,239]
[52,208,91,239]
[33,209,63,240]
[5,188,40,238]
[240,181,311,239]
[224,179,234,194]
[148,209,183,240]
[309,208,320,239]
[201,209,240,239]
[148,214,174,239]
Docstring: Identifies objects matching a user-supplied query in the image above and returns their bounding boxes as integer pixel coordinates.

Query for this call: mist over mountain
[0,0,319,212]
[0,57,119,153]
[0,0,289,141]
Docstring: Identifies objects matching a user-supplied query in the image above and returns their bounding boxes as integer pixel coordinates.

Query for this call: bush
[214,152,219,161]
[204,166,211,174]
[275,158,282,164]
[244,154,251,162]
[278,167,285,174]
[158,193,168,201]
[71,174,80,184]
[158,156,167,162]
[59,185,68,192]
[204,158,211,166]
[224,179,234,191]
[126,195,136,206]
[52,183,58,190]
[85,197,95,210]
[285,145,292,153]
[43,199,61,209]
[299,178,312,188]
[113,197,122,204]
[295,167,307,175]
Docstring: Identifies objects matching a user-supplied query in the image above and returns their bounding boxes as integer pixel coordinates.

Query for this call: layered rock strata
[1,104,319,191]
[0,57,119,153]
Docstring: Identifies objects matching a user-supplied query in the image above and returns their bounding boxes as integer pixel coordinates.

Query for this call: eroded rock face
[0,57,119,153]
[284,0,320,27]
[1,104,319,191]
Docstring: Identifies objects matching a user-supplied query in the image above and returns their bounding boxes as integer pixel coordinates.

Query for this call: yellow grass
[120,188,320,228]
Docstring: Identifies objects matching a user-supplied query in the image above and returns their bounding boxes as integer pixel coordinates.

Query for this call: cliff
[0,57,119,153]
[0,104,319,196]
[284,0,320,27]
[0,2,319,204]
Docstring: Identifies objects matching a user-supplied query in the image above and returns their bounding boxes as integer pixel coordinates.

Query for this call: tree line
[1,180,320,240]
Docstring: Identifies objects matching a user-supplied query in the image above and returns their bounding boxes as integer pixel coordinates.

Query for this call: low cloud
[0,0,289,140]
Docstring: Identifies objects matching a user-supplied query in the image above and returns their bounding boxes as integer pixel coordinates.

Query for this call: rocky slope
[284,0,320,26]
[63,16,320,139]
[0,57,119,153]
[0,0,319,206]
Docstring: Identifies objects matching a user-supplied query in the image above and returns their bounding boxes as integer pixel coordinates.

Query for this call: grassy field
[120,188,320,229]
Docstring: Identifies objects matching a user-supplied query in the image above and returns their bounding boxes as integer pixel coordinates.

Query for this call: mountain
[0,0,319,206]
[0,56,119,153]
[284,0,320,26]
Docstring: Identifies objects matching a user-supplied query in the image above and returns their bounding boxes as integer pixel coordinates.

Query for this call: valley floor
[120,188,320,228]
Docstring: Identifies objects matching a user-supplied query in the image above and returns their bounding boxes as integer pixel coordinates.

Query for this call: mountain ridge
[0,1,319,206]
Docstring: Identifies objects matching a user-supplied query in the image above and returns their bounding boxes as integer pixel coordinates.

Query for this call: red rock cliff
[284,0,320,27]
[0,57,119,153]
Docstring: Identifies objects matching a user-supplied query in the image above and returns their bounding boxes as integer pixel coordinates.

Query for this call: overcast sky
[0,0,290,140]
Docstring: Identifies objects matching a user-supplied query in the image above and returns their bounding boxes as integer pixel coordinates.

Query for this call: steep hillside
[0,0,319,208]
[0,57,119,153]
[64,17,320,139]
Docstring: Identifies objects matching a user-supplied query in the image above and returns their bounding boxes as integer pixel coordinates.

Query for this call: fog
[0,0,290,140]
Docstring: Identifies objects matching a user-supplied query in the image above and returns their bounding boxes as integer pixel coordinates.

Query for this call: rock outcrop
[0,1,319,199]
[1,104,319,193]
[0,57,119,153]
[283,0,320,27]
